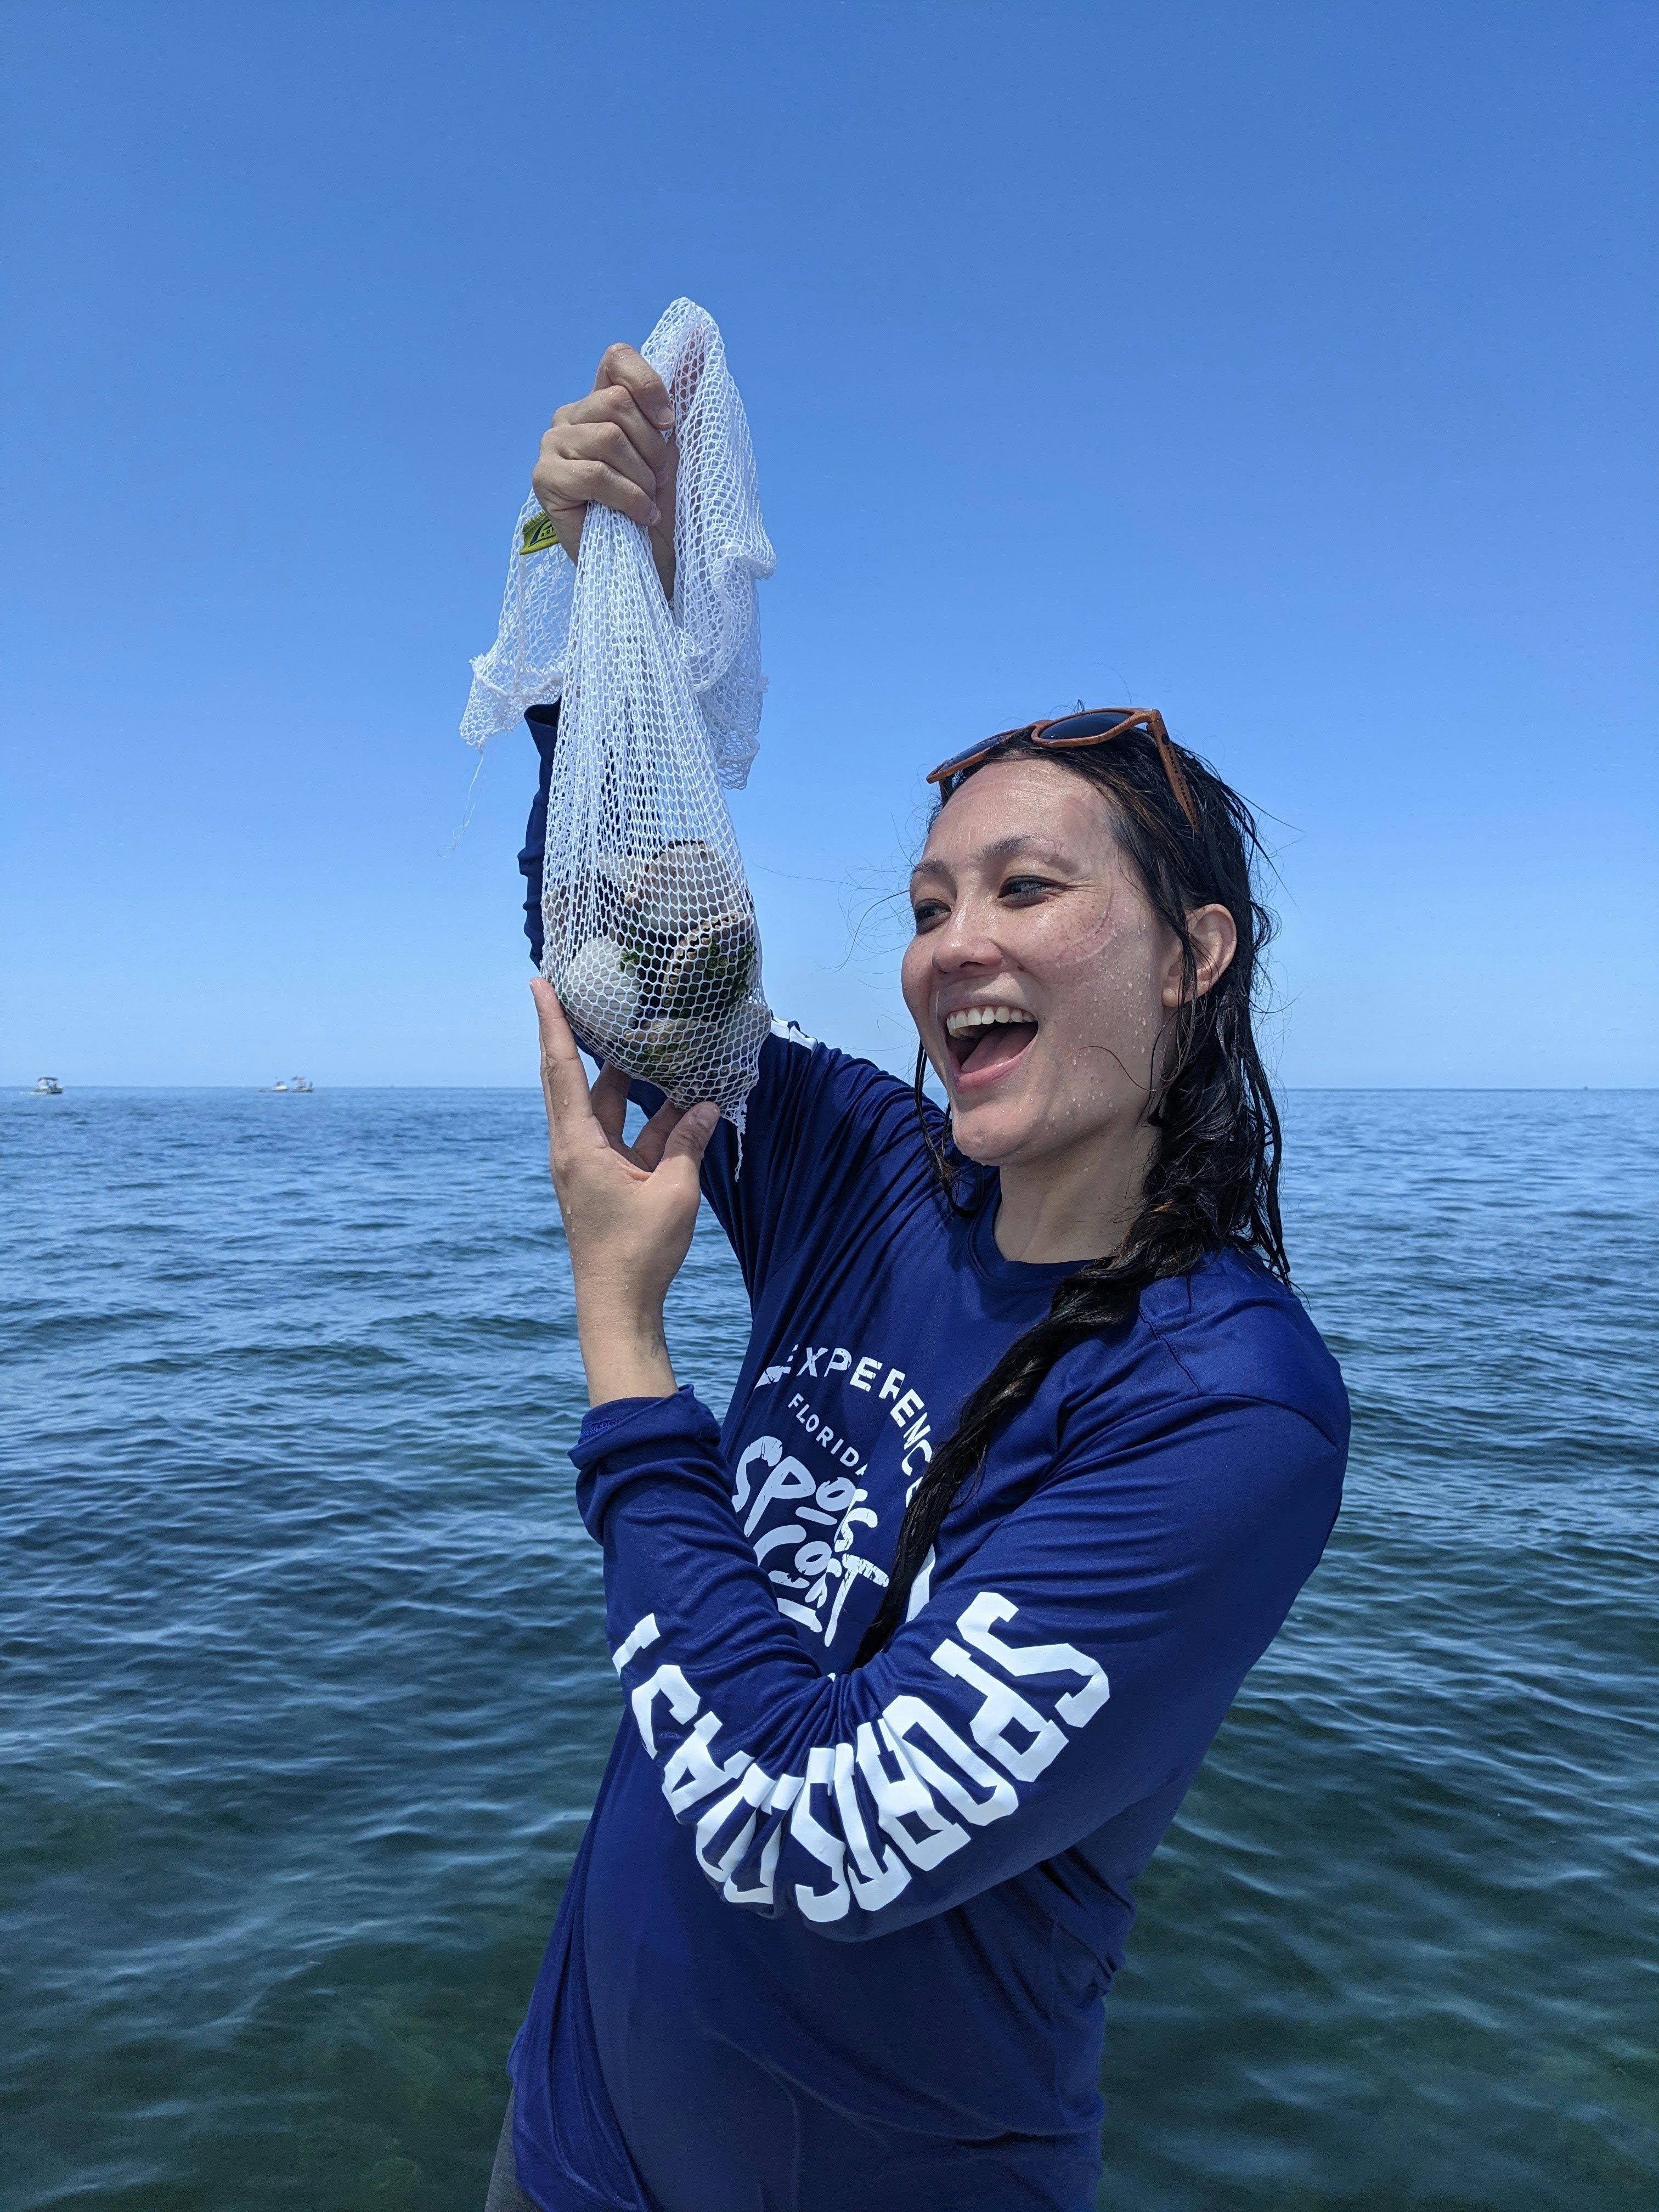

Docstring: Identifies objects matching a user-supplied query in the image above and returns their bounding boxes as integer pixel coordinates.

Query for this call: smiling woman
[486,346,1350,2212]
[904,741,1241,1261]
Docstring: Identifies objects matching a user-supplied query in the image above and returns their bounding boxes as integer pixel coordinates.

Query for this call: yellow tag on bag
[519,514,560,557]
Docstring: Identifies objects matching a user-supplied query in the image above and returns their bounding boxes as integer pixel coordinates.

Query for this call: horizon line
[7,1084,1657,1097]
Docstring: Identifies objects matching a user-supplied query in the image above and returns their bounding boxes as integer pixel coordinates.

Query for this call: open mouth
[943,1004,1039,1086]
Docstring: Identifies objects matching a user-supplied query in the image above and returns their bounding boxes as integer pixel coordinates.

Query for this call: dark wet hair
[853,726,1286,1667]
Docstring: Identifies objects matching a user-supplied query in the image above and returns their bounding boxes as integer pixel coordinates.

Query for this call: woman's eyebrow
[975,834,1076,870]
[910,835,1077,889]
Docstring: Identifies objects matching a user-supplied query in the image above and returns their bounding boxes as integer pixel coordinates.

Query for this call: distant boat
[31,1075,63,1096]
[260,1076,315,1093]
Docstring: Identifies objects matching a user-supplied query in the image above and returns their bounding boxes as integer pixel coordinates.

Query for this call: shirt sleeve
[518,706,929,1299]
[517,702,563,970]
[571,1381,1344,1942]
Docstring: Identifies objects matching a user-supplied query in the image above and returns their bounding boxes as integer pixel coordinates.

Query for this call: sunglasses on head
[926,707,1200,830]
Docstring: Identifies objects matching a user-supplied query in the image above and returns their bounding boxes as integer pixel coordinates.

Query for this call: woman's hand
[533,979,718,1407]
[531,343,680,600]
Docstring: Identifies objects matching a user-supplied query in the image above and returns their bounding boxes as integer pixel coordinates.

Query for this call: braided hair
[852,727,1286,1668]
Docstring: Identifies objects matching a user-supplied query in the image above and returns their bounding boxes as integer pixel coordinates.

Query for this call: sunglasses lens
[1035,710,1133,746]
[926,742,991,788]
[927,710,1149,788]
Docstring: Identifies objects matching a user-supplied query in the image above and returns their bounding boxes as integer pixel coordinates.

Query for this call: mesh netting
[461,299,776,1128]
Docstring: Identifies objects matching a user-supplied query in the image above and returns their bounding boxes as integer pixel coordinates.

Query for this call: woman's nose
[930,905,1002,973]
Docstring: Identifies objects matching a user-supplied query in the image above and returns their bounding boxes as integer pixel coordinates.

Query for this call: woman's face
[901,758,1195,1175]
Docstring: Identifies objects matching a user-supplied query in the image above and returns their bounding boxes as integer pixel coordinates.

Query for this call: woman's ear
[1160,904,1238,1006]
[1189,904,1238,997]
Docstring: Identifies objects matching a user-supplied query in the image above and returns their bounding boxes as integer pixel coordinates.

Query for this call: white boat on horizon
[261,1076,315,1094]
[31,1076,63,1096]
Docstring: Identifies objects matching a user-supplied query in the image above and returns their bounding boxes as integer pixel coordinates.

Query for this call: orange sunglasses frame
[926,707,1199,832]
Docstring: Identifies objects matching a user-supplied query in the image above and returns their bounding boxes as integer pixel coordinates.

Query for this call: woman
[486,347,1349,2212]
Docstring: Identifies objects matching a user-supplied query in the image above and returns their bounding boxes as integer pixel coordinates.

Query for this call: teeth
[944,1006,1036,1037]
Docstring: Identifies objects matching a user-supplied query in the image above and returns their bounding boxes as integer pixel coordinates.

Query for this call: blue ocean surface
[3,1086,1655,2210]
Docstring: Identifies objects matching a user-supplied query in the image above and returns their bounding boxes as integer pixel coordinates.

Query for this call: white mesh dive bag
[462,298,776,1128]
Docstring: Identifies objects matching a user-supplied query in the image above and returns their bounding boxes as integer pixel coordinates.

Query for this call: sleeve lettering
[614,1590,1101,1931]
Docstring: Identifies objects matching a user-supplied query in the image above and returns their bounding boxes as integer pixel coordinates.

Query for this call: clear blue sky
[3,0,1654,1088]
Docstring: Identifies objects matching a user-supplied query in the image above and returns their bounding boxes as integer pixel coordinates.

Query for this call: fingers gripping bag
[462,298,777,1132]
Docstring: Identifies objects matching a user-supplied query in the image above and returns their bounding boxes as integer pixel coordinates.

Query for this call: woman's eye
[1000,874,1058,903]
[911,900,947,930]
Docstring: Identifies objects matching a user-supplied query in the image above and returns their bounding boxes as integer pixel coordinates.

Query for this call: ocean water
[3,1085,1655,2211]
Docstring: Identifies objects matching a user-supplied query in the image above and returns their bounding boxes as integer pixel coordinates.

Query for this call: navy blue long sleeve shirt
[509,713,1349,2212]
